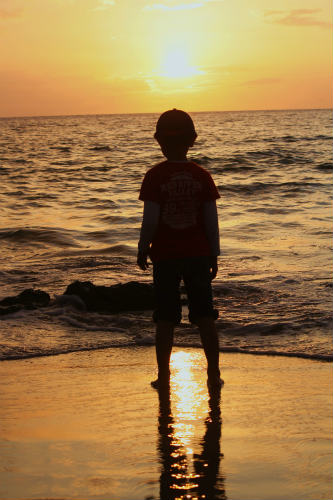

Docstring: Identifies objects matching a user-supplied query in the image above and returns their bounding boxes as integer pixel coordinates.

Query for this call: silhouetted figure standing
[137,109,222,389]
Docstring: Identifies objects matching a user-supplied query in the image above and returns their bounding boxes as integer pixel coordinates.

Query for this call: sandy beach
[0,346,331,500]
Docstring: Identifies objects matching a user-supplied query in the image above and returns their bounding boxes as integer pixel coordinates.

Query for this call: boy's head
[154,109,197,160]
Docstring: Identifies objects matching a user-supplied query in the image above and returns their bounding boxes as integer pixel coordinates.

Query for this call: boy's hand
[209,256,218,280]
[137,250,149,271]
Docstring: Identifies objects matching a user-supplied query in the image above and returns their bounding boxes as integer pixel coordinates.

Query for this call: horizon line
[0,106,331,120]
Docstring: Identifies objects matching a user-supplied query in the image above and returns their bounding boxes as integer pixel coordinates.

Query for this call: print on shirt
[160,171,202,229]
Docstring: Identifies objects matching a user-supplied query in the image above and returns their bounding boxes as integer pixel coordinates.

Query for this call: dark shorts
[152,256,218,325]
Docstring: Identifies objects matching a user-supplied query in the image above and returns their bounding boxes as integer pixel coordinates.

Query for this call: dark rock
[0,281,154,315]
[0,289,50,310]
[64,280,154,313]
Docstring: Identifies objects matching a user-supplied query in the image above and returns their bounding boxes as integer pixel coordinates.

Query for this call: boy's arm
[203,200,220,279]
[137,200,160,270]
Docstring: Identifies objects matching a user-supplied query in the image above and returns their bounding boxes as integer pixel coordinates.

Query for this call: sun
[160,47,204,79]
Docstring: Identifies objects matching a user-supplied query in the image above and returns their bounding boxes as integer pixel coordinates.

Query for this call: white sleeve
[203,200,220,256]
[138,201,160,253]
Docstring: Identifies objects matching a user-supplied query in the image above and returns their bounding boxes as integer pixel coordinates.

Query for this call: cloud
[144,0,223,12]
[145,2,203,11]
[93,0,115,10]
[264,9,332,29]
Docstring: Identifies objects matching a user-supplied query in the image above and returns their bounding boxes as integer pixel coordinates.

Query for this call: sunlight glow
[0,0,331,115]
[160,48,204,78]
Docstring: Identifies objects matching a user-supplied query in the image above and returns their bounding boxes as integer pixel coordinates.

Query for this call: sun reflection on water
[171,351,206,449]
[157,350,225,500]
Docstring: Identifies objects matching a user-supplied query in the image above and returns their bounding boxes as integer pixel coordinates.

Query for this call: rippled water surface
[0,109,332,360]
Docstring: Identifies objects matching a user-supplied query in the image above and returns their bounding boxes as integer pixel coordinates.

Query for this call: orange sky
[0,0,332,116]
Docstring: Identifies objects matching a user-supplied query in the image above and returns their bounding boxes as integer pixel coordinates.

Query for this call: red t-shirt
[139,160,220,262]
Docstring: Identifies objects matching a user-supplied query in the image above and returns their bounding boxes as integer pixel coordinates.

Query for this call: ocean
[0,109,332,362]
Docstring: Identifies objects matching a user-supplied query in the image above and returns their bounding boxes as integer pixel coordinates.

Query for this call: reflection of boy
[137,109,223,389]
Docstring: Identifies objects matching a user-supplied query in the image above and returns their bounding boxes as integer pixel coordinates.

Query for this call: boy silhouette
[137,109,222,390]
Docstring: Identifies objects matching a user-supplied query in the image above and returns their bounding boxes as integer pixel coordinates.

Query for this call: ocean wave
[221,164,254,173]
[244,148,313,166]
[218,180,327,196]
[81,165,111,172]
[0,343,135,362]
[0,228,80,247]
[50,146,71,152]
[302,134,332,141]
[56,243,136,257]
[0,342,331,363]
[214,282,267,297]
[218,346,332,362]
[279,134,332,143]
[191,155,214,164]
[263,134,332,143]
[75,198,116,209]
[89,145,112,151]
[0,282,331,363]
[281,135,298,143]
[10,158,29,164]
[50,159,80,166]
[316,162,332,172]
[247,207,294,214]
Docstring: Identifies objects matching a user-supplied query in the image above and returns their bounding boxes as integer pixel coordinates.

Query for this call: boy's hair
[154,108,197,144]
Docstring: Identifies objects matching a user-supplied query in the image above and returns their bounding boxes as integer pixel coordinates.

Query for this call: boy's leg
[156,320,174,384]
[183,257,222,386]
[153,260,182,387]
[196,317,221,384]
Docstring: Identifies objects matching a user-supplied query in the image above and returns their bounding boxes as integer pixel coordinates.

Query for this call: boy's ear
[154,132,162,145]
[189,132,197,147]
[154,132,159,143]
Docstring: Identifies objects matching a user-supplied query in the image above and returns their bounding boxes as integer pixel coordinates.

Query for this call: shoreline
[0,346,332,500]
[1,343,332,363]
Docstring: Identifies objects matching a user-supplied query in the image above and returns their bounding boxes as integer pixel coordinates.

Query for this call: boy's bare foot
[207,370,224,391]
[207,376,224,389]
[151,370,170,390]
[151,378,170,390]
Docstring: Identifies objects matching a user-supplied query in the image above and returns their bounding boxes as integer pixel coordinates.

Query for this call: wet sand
[0,347,332,500]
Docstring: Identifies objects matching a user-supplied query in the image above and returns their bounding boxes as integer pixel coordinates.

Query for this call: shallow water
[0,348,331,500]
[0,109,332,361]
